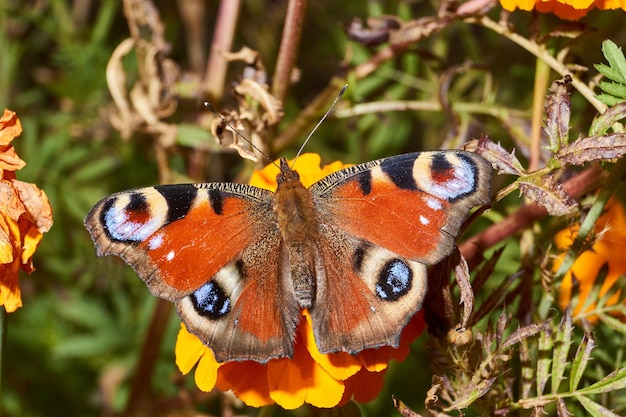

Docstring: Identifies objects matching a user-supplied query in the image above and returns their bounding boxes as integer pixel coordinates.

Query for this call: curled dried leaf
[467,136,525,175]
[234,78,284,126]
[210,113,258,162]
[347,16,401,46]
[544,75,572,150]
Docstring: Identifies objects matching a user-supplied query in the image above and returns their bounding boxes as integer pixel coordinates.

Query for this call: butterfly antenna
[291,84,348,168]
[203,101,276,167]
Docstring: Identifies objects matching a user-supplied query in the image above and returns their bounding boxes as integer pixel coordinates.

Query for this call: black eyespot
[190,281,231,319]
[375,259,412,301]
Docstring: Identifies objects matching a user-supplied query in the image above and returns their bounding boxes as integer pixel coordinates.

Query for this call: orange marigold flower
[500,0,626,20]
[175,153,427,408]
[555,197,626,321]
[0,109,53,312]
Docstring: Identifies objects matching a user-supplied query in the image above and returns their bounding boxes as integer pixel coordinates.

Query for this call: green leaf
[72,155,119,183]
[598,313,626,336]
[579,367,626,395]
[569,333,595,392]
[594,63,624,86]
[176,123,220,150]
[537,328,552,395]
[597,81,626,99]
[596,93,625,107]
[601,40,626,84]
[575,394,621,417]
[552,311,572,394]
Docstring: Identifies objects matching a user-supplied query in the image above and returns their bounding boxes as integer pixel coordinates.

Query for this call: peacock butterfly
[84,151,492,363]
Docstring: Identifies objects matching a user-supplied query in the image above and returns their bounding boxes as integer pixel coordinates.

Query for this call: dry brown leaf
[544,76,572,150]
[467,136,524,175]
[518,174,578,216]
[557,133,626,165]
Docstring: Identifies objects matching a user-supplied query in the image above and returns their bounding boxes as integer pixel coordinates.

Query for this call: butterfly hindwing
[311,231,428,354]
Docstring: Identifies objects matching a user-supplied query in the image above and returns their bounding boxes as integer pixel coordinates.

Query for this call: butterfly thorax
[273,160,318,309]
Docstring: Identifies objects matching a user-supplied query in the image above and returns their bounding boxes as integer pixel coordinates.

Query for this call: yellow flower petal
[175,324,209,374]
[195,351,220,392]
[302,310,362,381]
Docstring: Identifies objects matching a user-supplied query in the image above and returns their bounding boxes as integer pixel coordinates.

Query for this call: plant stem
[272,0,308,103]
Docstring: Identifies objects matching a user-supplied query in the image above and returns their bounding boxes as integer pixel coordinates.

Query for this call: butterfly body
[85,151,492,363]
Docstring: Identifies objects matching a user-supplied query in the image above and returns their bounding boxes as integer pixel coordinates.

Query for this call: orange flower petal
[556,197,626,320]
[343,367,387,404]
[217,361,274,407]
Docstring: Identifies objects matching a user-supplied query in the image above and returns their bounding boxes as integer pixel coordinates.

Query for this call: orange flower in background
[0,109,53,312]
[555,197,626,321]
[175,153,427,408]
[500,0,626,20]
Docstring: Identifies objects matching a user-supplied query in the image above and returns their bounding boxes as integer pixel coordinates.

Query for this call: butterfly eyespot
[375,259,412,301]
[191,281,231,319]
[101,195,162,243]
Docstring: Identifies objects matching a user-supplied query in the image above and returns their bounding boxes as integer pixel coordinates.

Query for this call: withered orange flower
[0,109,53,312]
[500,0,626,20]
[175,153,426,408]
[555,197,626,321]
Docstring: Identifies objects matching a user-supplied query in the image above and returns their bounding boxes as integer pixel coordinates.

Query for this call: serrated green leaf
[570,333,595,392]
[596,93,625,107]
[576,394,621,417]
[594,63,624,84]
[552,311,572,394]
[579,367,626,395]
[601,40,626,84]
[598,81,626,99]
